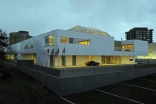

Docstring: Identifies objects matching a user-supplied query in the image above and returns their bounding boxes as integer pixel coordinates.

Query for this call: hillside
[0,65,68,104]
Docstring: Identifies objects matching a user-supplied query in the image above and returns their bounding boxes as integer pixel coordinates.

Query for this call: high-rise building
[9,31,32,45]
[125,27,153,43]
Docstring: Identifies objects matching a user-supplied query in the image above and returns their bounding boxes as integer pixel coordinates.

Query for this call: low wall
[17,61,60,77]
[60,64,156,78]
[8,62,156,96]
[136,59,156,63]
[60,68,156,96]
[17,60,34,65]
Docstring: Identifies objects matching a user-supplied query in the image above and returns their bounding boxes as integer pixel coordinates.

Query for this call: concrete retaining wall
[60,68,156,96]
[8,62,156,96]
[60,64,156,78]
[136,59,156,63]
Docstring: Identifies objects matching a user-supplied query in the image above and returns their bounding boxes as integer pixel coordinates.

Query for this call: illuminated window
[78,40,90,45]
[49,35,55,45]
[45,35,55,46]
[60,36,69,43]
[122,44,134,51]
[150,44,152,58]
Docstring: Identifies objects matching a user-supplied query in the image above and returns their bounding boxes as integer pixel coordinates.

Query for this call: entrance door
[106,56,111,64]
[101,56,105,64]
[101,56,111,64]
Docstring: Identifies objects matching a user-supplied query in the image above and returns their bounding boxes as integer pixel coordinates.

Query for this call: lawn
[0,65,68,104]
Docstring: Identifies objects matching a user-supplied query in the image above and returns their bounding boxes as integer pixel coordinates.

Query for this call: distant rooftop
[130,27,154,31]
[68,25,110,36]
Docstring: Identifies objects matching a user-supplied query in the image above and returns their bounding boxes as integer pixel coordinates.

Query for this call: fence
[16,61,156,78]
[60,64,156,78]
[17,61,61,77]
[7,61,156,96]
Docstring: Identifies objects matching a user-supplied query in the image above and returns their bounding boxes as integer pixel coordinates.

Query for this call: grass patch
[0,66,68,104]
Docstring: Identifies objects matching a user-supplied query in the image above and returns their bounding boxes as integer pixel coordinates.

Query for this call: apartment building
[125,27,153,43]
[9,31,32,45]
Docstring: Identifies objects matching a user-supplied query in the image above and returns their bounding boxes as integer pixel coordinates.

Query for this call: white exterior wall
[133,40,148,55]
[150,43,156,59]
[57,30,114,55]
[120,40,148,56]
[10,29,149,67]
[121,56,135,64]
[12,30,58,67]
[92,56,101,64]
[54,57,62,68]
[76,56,88,65]
[112,56,121,64]
[57,30,148,56]
[137,42,156,59]
[66,56,72,66]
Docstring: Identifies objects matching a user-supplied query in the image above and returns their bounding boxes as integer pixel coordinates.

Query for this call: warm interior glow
[7,54,14,60]
[78,40,90,45]
[122,44,134,51]
[150,44,152,58]
[60,36,69,43]
[88,56,92,61]
[49,35,55,45]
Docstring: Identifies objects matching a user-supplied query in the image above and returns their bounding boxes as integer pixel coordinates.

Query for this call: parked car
[136,62,146,65]
[85,61,100,66]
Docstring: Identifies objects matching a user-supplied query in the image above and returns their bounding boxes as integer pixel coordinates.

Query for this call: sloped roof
[68,25,110,36]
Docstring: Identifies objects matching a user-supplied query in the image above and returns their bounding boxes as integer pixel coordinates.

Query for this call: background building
[125,27,153,43]
[9,31,32,45]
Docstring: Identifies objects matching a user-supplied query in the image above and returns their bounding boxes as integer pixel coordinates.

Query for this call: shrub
[1,69,11,79]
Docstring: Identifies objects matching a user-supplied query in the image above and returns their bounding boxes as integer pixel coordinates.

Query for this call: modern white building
[136,42,156,59]
[7,26,148,68]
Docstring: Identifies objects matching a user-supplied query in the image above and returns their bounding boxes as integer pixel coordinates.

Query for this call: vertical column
[50,55,55,68]
[62,55,66,66]
[89,55,92,61]
[72,55,76,66]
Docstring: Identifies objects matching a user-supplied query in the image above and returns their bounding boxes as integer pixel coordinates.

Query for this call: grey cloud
[0,0,156,41]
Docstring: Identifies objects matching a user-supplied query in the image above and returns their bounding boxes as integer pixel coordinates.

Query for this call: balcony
[114,47,134,52]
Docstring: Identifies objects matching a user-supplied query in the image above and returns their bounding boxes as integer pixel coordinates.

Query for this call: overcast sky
[0,0,156,41]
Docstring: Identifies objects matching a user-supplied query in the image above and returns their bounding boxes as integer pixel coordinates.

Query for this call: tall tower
[125,27,153,43]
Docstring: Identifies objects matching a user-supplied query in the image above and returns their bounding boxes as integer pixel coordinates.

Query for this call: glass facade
[45,35,55,46]
[121,44,134,51]
[60,36,69,43]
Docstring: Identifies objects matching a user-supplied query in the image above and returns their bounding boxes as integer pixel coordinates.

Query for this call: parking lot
[62,73,156,104]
